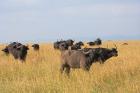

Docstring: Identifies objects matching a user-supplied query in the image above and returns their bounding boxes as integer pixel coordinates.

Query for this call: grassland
[0,41,140,93]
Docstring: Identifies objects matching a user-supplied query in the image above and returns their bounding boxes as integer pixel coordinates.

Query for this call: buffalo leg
[60,64,65,74]
[65,65,70,75]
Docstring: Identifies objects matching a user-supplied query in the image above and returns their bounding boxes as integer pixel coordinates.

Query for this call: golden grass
[0,41,140,93]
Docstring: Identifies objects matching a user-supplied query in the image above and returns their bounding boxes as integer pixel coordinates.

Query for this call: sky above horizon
[0,0,140,43]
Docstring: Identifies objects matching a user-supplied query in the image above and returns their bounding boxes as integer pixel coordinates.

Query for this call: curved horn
[17,45,22,49]
[83,51,90,55]
[113,44,117,49]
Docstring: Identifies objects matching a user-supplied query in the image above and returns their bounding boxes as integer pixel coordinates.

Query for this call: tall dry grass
[0,41,140,93]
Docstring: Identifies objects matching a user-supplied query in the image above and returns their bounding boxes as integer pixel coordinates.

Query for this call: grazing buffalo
[122,43,128,45]
[32,44,39,50]
[60,49,95,75]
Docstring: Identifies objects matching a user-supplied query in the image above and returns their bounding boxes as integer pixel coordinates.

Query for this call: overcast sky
[0,0,140,43]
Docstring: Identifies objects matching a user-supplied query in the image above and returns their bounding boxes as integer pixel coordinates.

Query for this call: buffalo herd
[1,38,119,75]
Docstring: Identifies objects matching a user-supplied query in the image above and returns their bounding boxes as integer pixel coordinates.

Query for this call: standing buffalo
[2,42,29,62]
[9,45,29,61]
[2,42,22,55]
[53,39,74,50]
[65,39,74,46]
[60,49,95,75]
[82,47,118,64]
[32,44,39,51]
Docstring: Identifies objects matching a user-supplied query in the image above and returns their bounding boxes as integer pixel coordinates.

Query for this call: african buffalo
[94,38,102,45]
[87,42,95,46]
[59,42,69,51]
[9,45,29,61]
[32,44,39,51]
[65,39,74,46]
[60,49,96,75]
[2,42,22,55]
[82,47,118,64]
[54,39,74,50]
[87,38,102,46]
[2,42,29,62]
[70,41,84,50]
[2,46,9,55]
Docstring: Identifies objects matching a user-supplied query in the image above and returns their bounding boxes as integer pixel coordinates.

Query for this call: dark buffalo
[2,46,9,55]
[82,47,118,64]
[82,48,93,52]
[9,45,29,61]
[53,40,66,49]
[87,38,102,46]
[71,44,82,50]
[65,39,74,46]
[76,41,84,46]
[2,42,22,55]
[54,41,60,49]
[32,44,39,50]
[2,42,29,62]
[94,38,102,45]
[70,41,84,50]
[54,39,74,50]
[59,42,69,51]
[60,49,95,75]
[87,42,95,46]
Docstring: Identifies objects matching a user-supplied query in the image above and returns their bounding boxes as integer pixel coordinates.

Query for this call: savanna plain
[0,41,140,93]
